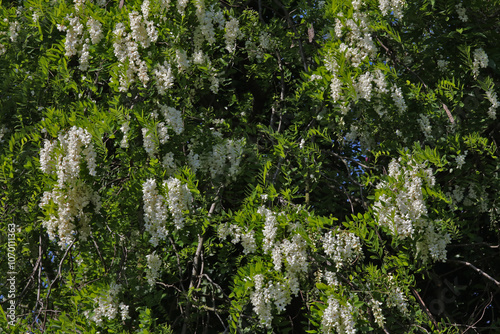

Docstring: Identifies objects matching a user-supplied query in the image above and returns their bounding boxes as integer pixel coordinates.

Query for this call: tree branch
[181,200,217,334]
[272,0,308,72]
[449,259,500,288]
[411,287,438,329]
[42,239,76,331]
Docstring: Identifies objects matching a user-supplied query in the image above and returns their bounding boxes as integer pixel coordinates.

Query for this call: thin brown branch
[156,281,183,293]
[449,259,500,288]
[42,239,76,330]
[181,200,217,334]
[272,0,308,72]
[18,233,43,303]
[411,287,439,329]
[201,274,230,299]
[463,293,494,334]
[91,234,108,273]
[169,236,186,292]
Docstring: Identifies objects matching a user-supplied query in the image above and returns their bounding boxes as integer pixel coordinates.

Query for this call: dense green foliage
[1,0,499,333]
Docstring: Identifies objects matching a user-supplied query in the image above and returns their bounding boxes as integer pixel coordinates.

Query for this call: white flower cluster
[335,11,377,68]
[370,298,385,328]
[74,0,85,12]
[177,0,189,16]
[373,157,451,262]
[310,74,322,81]
[391,86,407,113]
[437,59,449,72]
[160,105,184,135]
[455,151,467,169]
[141,106,183,156]
[330,76,343,102]
[258,206,278,253]
[120,120,130,148]
[130,8,157,48]
[142,179,169,246]
[164,177,193,229]
[261,210,307,290]
[385,275,408,313]
[374,157,434,238]
[367,69,383,92]
[39,126,100,247]
[325,9,411,121]
[207,138,245,180]
[416,223,451,264]
[276,234,308,276]
[196,5,225,46]
[58,13,104,71]
[245,32,275,59]
[61,15,84,58]
[85,283,130,325]
[209,71,220,94]
[322,230,362,269]
[418,114,433,141]
[224,18,240,53]
[486,88,498,119]
[320,270,339,286]
[176,49,190,72]
[259,32,274,51]
[142,176,192,244]
[112,6,157,91]
[142,127,157,156]
[9,21,20,43]
[220,206,312,326]
[456,3,468,22]
[157,122,169,144]
[162,152,177,173]
[145,252,162,286]
[379,0,405,20]
[321,296,356,334]
[87,17,103,45]
[218,223,257,254]
[0,126,7,142]
[355,71,374,101]
[153,61,174,95]
[446,183,489,213]
[472,48,488,78]
[79,40,91,71]
[250,274,292,327]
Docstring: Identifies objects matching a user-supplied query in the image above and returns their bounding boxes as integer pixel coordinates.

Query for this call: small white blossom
[9,21,20,43]
[146,252,162,286]
[224,18,240,53]
[164,177,193,229]
[456,151,467,169]
[437,59,449,72]
[142,179,169,246]
[39,126,99,248]
[418,114,433,141]
[456,3,468,22]
[472,48,488,78]
[142,127,157,156]
[322,230,362,269]
[87,17,103,44]
[486,89,499,119]
[176,49,190,72]
[321,296,356,334]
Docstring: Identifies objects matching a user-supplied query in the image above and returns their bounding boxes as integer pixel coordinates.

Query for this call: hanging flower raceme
[142,177,193,245]
[373,156,451,263]
[322,230,362,269]
[39,126,100,248]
